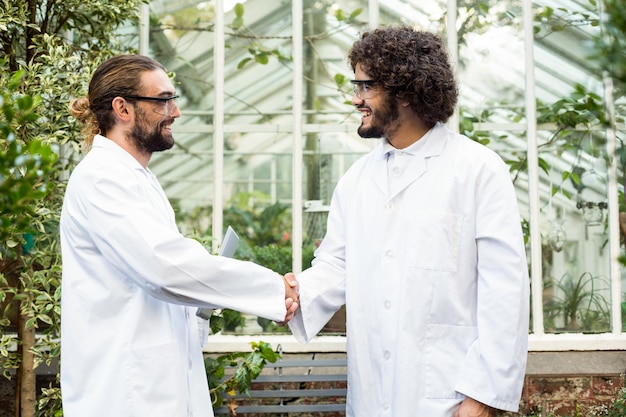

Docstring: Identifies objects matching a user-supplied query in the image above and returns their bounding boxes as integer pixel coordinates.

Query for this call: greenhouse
[143,0,626,344]
[1,0,625,416]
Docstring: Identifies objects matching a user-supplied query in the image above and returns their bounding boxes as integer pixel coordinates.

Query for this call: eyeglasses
[124,95,180,115]
[350,80,380,99]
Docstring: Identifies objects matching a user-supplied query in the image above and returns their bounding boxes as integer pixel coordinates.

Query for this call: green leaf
[16,95,34,111]
[25,317,37,329]
[255,53,269,65]
[538,157,550,175]
[38,314,53,325]
[231,16,244,30]
[334,73,346,87]
[234,3,244,18]
[237,57,252,70]
[349,8,363,20]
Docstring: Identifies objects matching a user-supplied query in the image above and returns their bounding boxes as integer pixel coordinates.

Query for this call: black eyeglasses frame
[349,80,380,99]
[124,95,180,103]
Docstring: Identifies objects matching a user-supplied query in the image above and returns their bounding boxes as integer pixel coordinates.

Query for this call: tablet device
[196,226,239,319]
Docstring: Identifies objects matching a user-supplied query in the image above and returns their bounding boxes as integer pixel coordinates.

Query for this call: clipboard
[196,226,240,320]
[217,226,239,257]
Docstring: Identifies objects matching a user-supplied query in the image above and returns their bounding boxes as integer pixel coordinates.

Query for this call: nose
[351,92,364,106]
[170,102,181,118]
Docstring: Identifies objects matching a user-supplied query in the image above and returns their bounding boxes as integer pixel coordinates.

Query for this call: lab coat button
[392,166,400,175]
[383,351,391,360]
[385,202,394,210]
[383,402,390,410]
[384,301,391,310]
[384,250,393,259]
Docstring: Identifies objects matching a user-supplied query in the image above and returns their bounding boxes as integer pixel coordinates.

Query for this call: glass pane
[149,0,217,212]
[380,0,445,31]
[145,0,624,339]
[538,127,612,333]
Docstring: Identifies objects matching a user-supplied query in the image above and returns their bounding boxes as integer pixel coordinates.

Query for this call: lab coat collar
[371,122,448,199]
[91,135,155,178]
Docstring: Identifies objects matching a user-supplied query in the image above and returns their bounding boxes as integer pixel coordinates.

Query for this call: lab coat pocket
[408,211,462,272]
[424,323,477,399]
[129,341,185,414]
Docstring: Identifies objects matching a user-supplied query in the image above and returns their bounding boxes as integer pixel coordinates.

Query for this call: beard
[357,94,400,139]
[128,109,175,154]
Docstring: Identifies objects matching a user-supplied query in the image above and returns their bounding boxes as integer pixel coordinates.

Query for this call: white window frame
[142,0,626,353]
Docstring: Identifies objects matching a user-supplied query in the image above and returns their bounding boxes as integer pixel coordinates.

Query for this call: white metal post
[213,0,226,252]
[600,1,622,333]
[292,0,304,273]
[523,0,544,335]
[447,0,459,132]
[139,3,149,55]
[369,0,379,29]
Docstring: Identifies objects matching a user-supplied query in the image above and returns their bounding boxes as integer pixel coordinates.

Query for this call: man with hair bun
[288,26,529,417]
[60,54,299,417]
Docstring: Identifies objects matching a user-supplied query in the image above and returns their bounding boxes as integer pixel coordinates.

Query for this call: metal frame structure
[139,0,626,351]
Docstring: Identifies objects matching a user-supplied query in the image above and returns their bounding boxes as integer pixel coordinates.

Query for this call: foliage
[533,1,599,38]
[457,0,521,45]
[513,384,626,416]
[223,192,292,248]
[1,1,146,416]
[205,341,279,409]
[0,71,63,417]
[221,308,247,332]
[587,0,626,96]
[543,272,610,332]
[0,71,58,245]
[593,387,626,417]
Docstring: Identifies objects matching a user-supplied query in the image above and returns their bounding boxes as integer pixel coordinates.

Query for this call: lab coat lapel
[387,124,447,201]
[369,144,390,196]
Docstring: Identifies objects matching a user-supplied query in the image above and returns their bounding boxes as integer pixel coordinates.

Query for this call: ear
[393,92,411,108]
[111,96,134,123]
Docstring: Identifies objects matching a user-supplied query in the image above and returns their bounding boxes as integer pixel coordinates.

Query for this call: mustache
[159,118,176,127]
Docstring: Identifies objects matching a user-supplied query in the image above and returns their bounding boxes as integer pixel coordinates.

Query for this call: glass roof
[144,0,609,215]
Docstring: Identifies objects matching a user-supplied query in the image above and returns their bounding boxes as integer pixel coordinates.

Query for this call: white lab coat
[60,135,286,417]
[289,123,529,417]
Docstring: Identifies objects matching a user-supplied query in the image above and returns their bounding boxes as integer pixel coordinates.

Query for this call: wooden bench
[213,353,347,416]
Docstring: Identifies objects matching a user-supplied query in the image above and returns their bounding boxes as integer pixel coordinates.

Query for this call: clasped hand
[278,272,299,326]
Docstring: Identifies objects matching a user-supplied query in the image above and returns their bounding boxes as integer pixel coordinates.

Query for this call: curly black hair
[348,26,458,127]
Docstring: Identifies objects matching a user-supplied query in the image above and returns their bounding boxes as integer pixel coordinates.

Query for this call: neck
[387,123,432,149]
[385,105,433,149]
[104,129,151,168]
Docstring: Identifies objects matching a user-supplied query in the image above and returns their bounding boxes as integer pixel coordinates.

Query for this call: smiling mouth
[358,107,372,119]
[161,119,175,129]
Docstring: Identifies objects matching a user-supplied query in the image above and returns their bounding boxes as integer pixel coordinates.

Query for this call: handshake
[280,272,299,326]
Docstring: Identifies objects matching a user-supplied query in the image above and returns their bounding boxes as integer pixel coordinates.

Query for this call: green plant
[544,272,610,332]
[1,1,146,416]
[596,387,626,417]
[221,308,247,332]
[0,71,61,417]
[205,341,280,410]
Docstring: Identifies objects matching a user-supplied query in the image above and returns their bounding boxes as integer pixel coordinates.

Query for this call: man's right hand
[278,272,299,326]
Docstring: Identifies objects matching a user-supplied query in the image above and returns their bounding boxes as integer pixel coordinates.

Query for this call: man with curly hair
[288,26,529,417]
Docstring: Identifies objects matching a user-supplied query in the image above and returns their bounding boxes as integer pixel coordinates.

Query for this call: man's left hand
[454,397,497,417]
[277,272,299,326]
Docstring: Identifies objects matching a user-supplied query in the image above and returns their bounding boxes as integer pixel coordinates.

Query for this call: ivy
[205,341,280,409]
